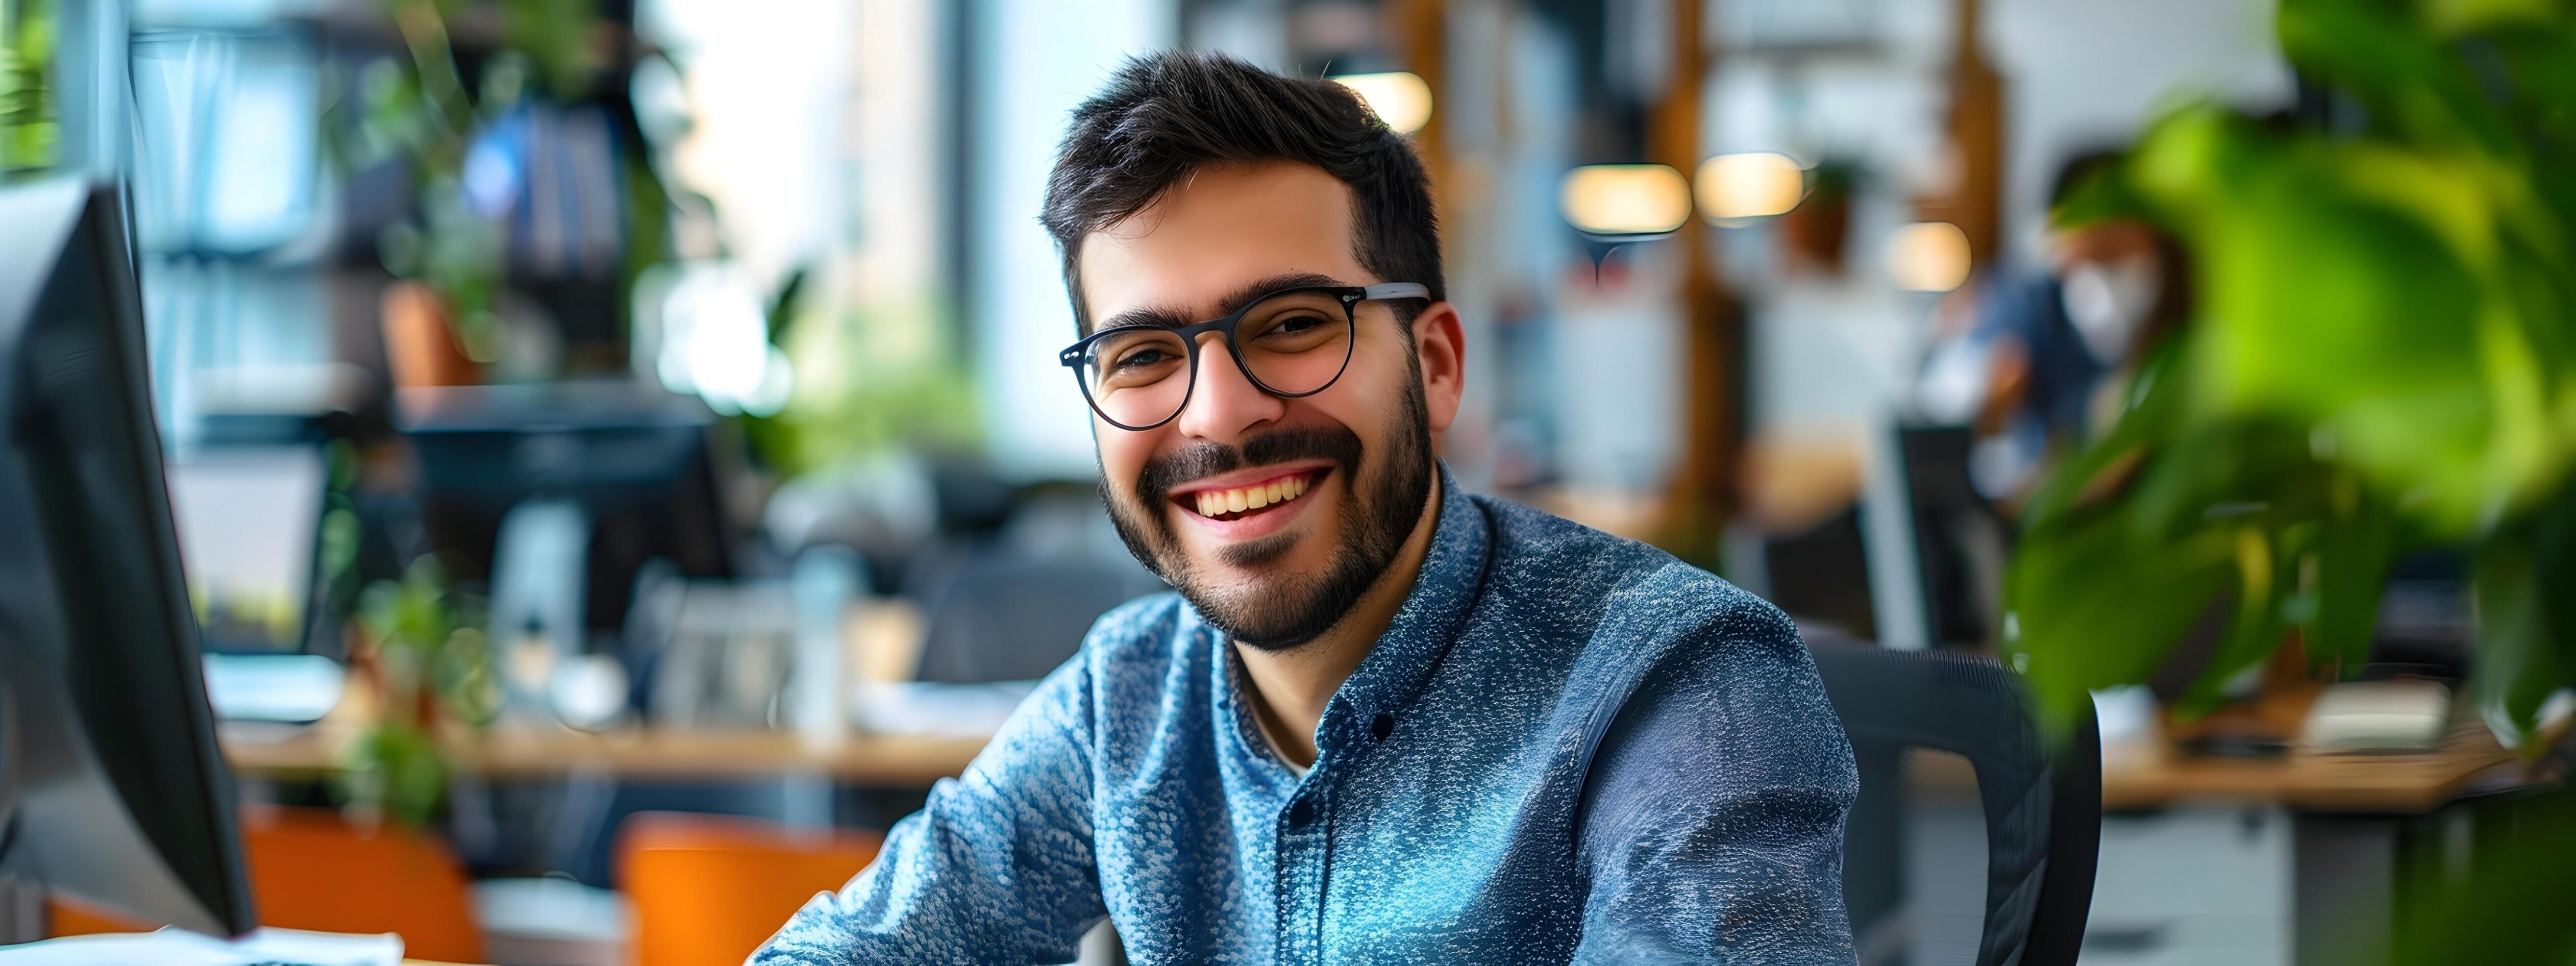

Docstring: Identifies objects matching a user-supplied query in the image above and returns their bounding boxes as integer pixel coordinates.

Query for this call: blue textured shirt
[757,474,1859,964]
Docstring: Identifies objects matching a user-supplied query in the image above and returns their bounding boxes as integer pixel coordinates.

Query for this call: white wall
[1987,0,2293,262]
[641,0,855,294]
[970,0,1177,481]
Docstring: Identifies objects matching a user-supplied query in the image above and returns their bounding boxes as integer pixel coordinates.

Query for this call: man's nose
[1173,332,1285,442]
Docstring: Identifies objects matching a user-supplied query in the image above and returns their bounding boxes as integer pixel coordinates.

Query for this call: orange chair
[237,805,486,962]
[44,806,483,962]
[617,812,884,966]
[43,895,151,937]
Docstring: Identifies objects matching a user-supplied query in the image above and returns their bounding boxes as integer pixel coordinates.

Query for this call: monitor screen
[165,444,324,652]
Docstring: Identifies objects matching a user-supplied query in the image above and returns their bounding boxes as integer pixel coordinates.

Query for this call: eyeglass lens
[1078,289,1355,428]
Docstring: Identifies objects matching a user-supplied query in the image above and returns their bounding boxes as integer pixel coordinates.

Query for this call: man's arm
[1572,597,1859,964]
[754,654,1106,964]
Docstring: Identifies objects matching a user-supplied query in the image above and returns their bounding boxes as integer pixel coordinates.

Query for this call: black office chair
[1808,635,2100,966]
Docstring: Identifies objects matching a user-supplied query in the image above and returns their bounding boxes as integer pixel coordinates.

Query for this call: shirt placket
[1273,772,1330,965]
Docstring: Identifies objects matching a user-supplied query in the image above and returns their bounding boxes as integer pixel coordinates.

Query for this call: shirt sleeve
[1572,597,1860,964]
[753,653,1106,964]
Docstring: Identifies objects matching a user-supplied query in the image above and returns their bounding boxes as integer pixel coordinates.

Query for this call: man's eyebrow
[1209,271,1347,317]
[1090,306,1193,334]
[1088,271,1350,335]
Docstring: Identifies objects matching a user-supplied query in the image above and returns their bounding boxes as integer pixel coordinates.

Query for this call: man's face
[1078,162,1462,650]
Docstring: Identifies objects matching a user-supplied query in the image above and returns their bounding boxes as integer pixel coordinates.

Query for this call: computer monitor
[400,381,734,648]
[0,177,257,939]
[1895,424,2011,649]
[167,444,328,653]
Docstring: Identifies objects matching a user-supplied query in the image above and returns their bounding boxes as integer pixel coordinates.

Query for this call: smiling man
[757,53,1857,964]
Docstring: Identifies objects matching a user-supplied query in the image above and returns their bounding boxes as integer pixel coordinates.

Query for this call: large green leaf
[2007,505,2240,732]
[2471,535,2566,750]
[2306,482,2404,667]
[2172,525,2297,719]
[2382,796,2576,964]
[2278,0,2515,152]
[2476,485,2576,750]
[2188,153,2500,531]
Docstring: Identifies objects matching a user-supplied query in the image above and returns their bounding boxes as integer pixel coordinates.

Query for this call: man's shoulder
[1468,492,1795,661]
[1076,589,1255,701]
[1467,492,1852,799]
[1080,590,1195,664]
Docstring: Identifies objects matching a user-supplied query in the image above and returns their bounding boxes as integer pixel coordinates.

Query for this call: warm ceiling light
[1889,221,1973,292]
[1695,152,1806,222]
[1333,71,1433,136]
[1558,164,1693,236]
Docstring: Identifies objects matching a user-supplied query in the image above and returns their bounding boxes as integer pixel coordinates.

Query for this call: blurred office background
[9,0,2573,962]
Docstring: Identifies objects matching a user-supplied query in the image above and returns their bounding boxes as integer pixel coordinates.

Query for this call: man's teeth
[1194,475,1311,518]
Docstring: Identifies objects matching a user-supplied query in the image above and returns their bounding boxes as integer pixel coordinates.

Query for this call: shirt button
[1289,799,1315,828]
[1369,713,1395,741]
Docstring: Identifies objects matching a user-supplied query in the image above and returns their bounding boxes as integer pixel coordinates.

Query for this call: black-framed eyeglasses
[1058,282,1431,431]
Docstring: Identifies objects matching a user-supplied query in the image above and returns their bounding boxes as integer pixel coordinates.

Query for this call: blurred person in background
[757,53,1856,964]
[1915,152,2189,505]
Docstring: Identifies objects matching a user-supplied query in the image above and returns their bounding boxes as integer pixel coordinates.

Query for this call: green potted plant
[334,0,663,385]
[2004,0,2575,746]
[340,556,499,827]
[1999,6,2576,954]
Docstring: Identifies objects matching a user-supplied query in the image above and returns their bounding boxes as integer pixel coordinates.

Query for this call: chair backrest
[237,805,485,962]
[1807,636,2100,966]
[43,806,482,962]
[617,811,885,966]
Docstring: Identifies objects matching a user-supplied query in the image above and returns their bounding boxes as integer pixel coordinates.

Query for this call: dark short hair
[1043,52,1444,333]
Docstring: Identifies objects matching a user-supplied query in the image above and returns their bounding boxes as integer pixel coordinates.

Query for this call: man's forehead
[1077,162,1365,324]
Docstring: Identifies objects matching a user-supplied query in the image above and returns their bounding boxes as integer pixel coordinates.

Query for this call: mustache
[1134,424,1366,502]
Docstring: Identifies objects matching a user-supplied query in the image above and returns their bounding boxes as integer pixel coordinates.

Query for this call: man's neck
[1235,473,1443,770]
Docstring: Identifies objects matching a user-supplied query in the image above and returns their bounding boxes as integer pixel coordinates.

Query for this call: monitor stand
[0,682,36,945]
[0,869,42,945]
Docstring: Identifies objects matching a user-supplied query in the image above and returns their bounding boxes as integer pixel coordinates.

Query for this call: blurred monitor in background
[168,440,350,725]
[166,444,327,653]
[401,382,735,655]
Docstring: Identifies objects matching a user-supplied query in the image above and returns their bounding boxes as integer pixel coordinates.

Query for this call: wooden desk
[2100,721,2523,814]
[229,705,2524,808]
[222,723,992,786]
[2091,720,2534,966]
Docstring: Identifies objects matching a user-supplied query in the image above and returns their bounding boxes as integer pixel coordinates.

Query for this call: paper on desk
[0,926,401,965]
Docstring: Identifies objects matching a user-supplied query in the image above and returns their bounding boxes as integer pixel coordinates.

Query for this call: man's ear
[1411,301,1466,434]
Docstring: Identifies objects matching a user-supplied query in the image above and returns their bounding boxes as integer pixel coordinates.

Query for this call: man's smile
[1165,463,1335,541]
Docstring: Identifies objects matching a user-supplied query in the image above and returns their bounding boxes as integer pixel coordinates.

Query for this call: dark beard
[1100,365,1435,651]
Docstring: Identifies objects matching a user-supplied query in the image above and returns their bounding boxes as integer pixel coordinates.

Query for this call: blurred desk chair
[913,557,1158,685]
[47,806,483,963]
[1809,635,2101,966]
[617,811,884,966]
[237,806,485,963]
